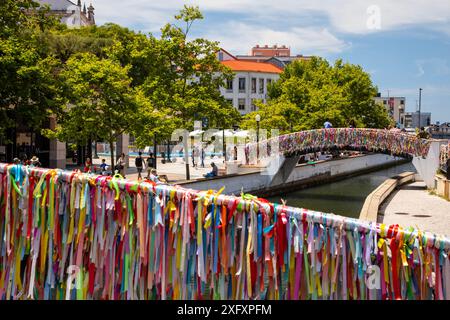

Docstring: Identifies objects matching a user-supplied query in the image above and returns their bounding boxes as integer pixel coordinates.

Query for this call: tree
[134,5,240,147]
[241,98,301,135]
[44,53,155,169]
[242,57,393,132]
[0,0,61,141]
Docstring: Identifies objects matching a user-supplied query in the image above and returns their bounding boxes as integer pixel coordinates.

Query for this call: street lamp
[255,114,261,160]
[418,88,422,129]
[222,128,226,162]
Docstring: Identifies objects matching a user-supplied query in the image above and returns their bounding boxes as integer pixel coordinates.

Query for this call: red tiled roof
[221,60,283,74]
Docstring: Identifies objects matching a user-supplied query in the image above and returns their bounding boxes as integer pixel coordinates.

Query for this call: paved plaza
[92,155,235,182]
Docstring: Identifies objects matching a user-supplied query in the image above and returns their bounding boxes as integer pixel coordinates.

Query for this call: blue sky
[91,0,450,123]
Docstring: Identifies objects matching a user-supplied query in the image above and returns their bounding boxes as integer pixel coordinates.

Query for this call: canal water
[268,161,416,218]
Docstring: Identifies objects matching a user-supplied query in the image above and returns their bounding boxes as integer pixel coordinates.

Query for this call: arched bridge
[245,128,446,188]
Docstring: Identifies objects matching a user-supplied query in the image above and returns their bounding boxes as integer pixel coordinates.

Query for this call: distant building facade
[429,122,450,139]
[403,111,431,128]
[251,44,291,57]
[235,45,312,70]
[217,47,315,114]
[36,0,95,27]
[374,93,406,126]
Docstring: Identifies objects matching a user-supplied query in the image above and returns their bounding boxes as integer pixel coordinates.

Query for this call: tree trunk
[109,140,115,173]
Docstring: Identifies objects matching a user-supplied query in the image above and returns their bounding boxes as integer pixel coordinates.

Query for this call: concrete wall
[435,174,450,199]
[359,172,416,222]
[181,153,404,196]
[49,116,66,169]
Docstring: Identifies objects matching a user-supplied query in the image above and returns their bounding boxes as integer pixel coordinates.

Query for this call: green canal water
[268,162,416,219]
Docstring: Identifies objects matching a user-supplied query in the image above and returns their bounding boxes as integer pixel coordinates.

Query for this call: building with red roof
[217,49,283,115]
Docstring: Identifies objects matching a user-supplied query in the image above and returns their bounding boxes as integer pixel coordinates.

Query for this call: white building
[373,94,406,126]
[218,50,282,115]
[36,0,95,28]
[403,111,431,128]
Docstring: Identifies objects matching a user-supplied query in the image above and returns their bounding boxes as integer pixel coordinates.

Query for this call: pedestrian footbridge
[245,128,447,188]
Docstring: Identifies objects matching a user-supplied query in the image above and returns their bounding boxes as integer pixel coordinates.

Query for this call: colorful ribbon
[0,163,449,300]
[246,128,432,161]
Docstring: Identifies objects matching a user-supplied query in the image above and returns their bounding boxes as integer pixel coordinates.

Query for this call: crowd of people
[12,155,41,167]
[71,151,164,184]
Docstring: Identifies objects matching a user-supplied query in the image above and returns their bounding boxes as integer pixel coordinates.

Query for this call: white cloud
[415,58,450,77]
[88,0,450,55]
[203,22,349,55]
[92,0,450,34]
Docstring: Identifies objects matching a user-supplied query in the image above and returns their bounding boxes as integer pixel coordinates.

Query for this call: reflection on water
[268,162,416,218]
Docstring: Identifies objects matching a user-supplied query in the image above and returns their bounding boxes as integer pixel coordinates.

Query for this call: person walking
[146,153,155,179]
[191,146,197,168]
[191,147,195,167]
[116,153,126,177]
[135,151,144,180]
[200,146,205,168]
[245,140,250,165]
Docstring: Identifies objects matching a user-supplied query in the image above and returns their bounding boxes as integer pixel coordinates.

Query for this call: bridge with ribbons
[0,161,449,300]
[245,128,447,188]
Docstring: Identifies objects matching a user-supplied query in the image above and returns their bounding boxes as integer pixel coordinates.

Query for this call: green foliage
[243,57,393,132]
[0,0,58,38]
[45,53,157,167]
[0,0,61,141]
[1,3,240,153]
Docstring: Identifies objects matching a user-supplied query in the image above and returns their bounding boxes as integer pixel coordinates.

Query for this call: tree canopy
[44,53,156,168]
[1,1,240,155]
[40,5,240,148]
[0,0,60,141]
[241,57,393,134]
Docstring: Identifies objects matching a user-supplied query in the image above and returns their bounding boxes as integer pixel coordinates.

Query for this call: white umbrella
[233,130,250,138]
[212,130,234,138]
[189,130,204,137]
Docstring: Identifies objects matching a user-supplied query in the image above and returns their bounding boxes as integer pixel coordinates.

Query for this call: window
[226,79,233,92]
[400,100,405,105]
[259,78,264,94]
[239,78,246,93]
[251,78,257,93]
[238,98,246,110]
[251,99,257,111]
[267,78,272,87]
[383,100,387,105]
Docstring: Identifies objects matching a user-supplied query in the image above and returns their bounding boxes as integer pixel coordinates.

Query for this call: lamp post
[222,128,226,162]
[182,133,190,180]
[153,133,157,170]
[255,114,260,160]
[418,88,422,129]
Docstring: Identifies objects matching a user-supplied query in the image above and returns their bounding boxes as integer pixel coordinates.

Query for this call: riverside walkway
[380,181,450,237]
